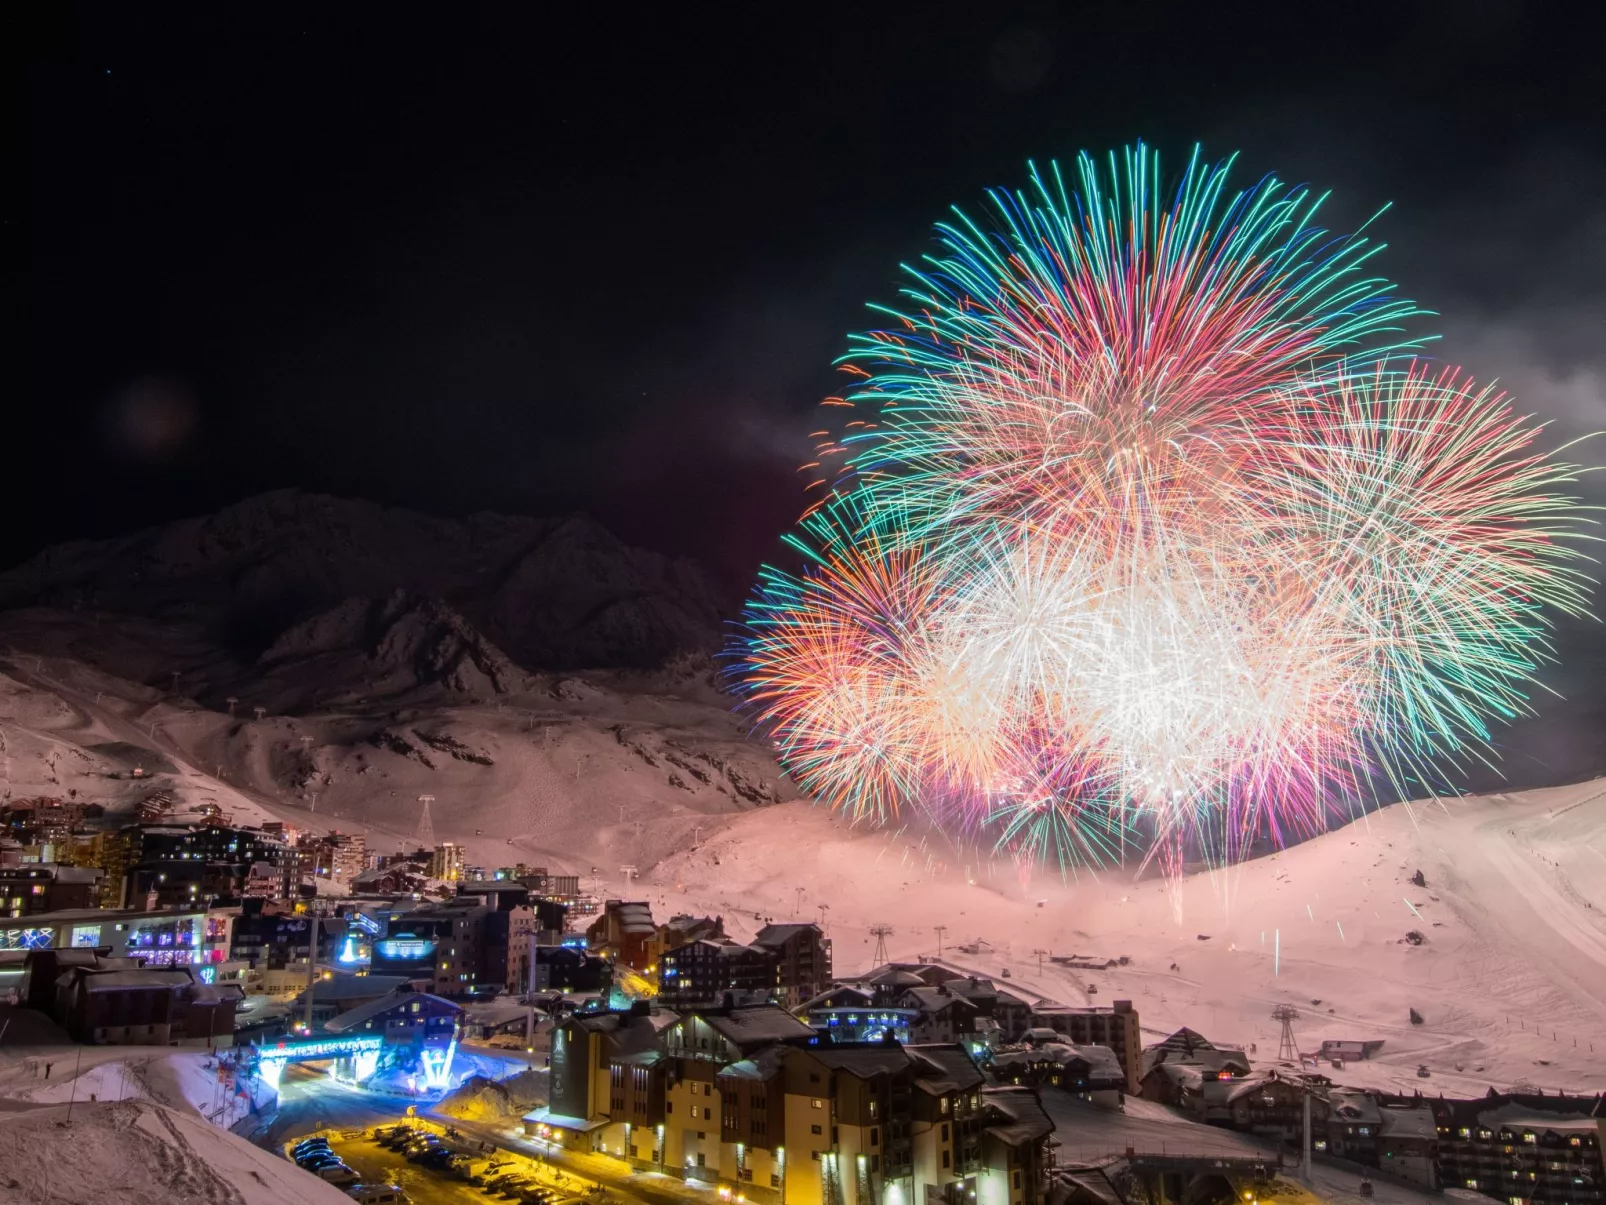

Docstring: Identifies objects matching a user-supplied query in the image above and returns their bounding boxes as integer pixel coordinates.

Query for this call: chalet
[1325,1090,1383,1163]
[659,939,776,1008]
[900,985,982,1044]
[586,900,658,971]
[1318,1038,1385,1063]
[1375,1104,1438,1190]
[1205,1069,1327,1142]
[795,985,917,1043]
[50,957,239,1045]
[1029,1001,1142,1093]
[749,922,832,1007]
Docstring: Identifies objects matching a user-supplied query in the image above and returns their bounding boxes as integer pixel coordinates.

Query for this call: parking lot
[286,1122,613,1205]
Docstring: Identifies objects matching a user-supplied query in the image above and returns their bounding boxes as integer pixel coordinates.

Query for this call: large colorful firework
[735,145,1593,875]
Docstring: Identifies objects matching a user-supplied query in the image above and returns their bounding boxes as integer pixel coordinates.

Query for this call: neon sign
[375,938,435,960]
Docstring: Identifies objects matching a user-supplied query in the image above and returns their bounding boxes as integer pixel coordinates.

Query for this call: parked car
[292,1137,331,1156]
[380,1128,419,1149]
[468,1161,510,1186]
[315,1164,361,1187]
[346,1188,409,1205]
[298,1153,344,1170]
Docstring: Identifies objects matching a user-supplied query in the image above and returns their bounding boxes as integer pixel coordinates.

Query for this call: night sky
[14,5,1606,785]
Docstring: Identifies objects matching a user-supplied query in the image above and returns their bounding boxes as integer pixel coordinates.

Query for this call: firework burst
[735,144,1593,875]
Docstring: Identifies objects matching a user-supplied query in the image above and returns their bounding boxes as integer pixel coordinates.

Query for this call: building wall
[667,1062,724,1178]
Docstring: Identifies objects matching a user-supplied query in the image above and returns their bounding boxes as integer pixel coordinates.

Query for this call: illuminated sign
[196,965,217,984]
[375,938,435,961]
[263,1034,384,1061]
[71,924,103,948]
[0,927,53,950]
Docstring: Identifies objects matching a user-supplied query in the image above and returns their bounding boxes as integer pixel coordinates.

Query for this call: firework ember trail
[735,145,1594,878]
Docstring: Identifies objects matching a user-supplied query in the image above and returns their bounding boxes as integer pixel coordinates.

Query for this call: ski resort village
[1,599,1604,1205]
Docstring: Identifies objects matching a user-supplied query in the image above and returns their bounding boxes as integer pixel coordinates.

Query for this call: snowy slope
[0,1098,351,1205]
[2,612,1604,1098]
[629,783,1606,1097]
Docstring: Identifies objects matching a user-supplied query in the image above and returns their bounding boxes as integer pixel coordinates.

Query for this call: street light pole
[302,915,320,1036]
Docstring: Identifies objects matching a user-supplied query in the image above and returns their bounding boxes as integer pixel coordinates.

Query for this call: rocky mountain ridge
[0,489,727,673]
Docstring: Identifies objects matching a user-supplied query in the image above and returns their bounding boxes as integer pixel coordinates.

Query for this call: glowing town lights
[735,143,1593,879]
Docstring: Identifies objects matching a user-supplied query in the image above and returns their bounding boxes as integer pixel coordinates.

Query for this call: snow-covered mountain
[0,489,726,674]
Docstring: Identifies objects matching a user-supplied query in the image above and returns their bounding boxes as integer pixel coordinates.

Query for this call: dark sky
[14,3,1606,602]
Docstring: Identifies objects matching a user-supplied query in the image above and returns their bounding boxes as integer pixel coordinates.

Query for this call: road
[248,1065,693,1205]
[247,1063,417,1148]
[425,1114,715,1205]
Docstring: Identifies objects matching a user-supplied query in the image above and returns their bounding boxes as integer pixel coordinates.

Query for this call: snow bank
[0,1049,273,1130]
[0,1098,350,1205]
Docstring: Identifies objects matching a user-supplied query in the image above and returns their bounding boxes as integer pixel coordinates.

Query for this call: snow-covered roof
[1476,1104,1601,1133]
[797,985,874,1011]
[809,1045,912,1078]
[325,989,462,1032]
[301,973,410,1003]
[752,922,818,948]
[81,969,194,991]
[908,1044,985,1094]
[982,1085,1054,1146]
[900,985,979,1015]
[1330,1091,1381,1124]
[1073,1043,1126,1082]
[702,1006,813,1047]
[1378,1106,1437,1141]
[868,969,926,988]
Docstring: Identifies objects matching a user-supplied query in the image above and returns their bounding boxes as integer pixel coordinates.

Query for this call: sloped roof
[752,923,817,948]
[1378,1106,1437,1141]
[607,902,656,933]
[806,1044,912,1078]
[1071,1043,1125,1082]
[80,969,193,991]
[797,985,874,1011]
[1142,1045,1251,1078]
[719,1046,789,1082]
[901,986,980,1015]
[1148,1027,1220,1055]
[702,1006,813,1047]
[869,970,926,988]
[908,1044,985,1093]
[1477,1104,1600,1133]
[325,990,462,1032]
[1330,1091,1382,1124]
[301,973,410,1003]
[982,1085,1054,1146]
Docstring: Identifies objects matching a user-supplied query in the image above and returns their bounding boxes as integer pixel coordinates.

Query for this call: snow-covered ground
[0,1047,274,1129]
[3,641,1605,1098]
[636,780,1606,1097]
[0,1098,352,1205]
